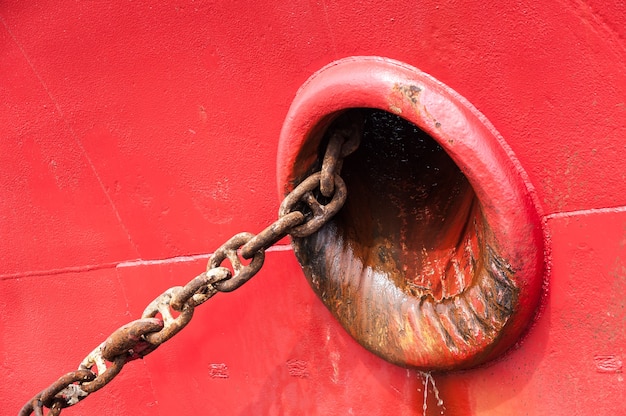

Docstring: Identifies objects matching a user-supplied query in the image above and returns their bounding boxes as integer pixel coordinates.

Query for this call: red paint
[1,1,625,415]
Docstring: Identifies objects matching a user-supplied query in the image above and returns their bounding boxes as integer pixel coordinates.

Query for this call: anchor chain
[19,116,362,416]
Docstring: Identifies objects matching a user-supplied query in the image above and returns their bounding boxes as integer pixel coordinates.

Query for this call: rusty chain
[19,114,362,416]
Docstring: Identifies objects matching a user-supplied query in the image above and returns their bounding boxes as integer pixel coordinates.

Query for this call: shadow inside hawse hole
[292,109,519,369]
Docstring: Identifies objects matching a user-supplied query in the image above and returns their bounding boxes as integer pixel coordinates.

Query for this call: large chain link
[18,115,362,416]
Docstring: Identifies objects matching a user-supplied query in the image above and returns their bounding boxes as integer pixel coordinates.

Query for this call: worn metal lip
[277,56,545,369]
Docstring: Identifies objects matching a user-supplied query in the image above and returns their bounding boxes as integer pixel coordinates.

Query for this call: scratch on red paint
[564,0,626,58]
[0,13,141,256]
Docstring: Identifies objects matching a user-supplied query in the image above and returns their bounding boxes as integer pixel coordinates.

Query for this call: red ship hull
[2,1,625,414]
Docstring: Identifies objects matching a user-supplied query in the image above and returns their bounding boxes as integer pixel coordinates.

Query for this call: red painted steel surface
[1,1,625,415]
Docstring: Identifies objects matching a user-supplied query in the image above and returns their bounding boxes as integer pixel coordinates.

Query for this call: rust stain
[292,109,519,370]
[397,84,422,104]
[388,83,422,115]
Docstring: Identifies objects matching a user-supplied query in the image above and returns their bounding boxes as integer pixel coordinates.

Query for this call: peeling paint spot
[594,355,623,373]
[286,359,309,378]
[388,83,422,115]
[397,84,422,104]
[209,363,229,378]
[389,105,402,114]
[330,351,341,383]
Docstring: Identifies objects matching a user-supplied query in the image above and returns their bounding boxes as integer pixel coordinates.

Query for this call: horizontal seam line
[0,244,294,281]
[544,205,626,220]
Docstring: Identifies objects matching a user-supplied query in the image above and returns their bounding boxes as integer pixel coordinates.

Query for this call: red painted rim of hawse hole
[277,56,545,369]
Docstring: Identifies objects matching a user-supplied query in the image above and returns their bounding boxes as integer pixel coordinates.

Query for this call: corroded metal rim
[277,56,545,370]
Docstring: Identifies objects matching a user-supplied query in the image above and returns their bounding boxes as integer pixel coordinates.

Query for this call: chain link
[320,112,362,197]
[18,116,362,416]
[278,172,347,238]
